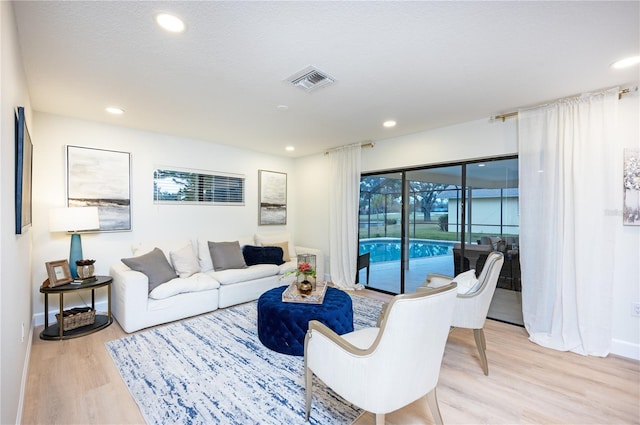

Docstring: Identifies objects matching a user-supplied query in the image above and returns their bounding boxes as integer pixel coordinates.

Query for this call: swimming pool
[359,238,454,263]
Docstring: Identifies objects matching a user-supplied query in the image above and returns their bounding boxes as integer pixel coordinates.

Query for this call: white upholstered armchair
[418,251,504,375]
[304,283,458,425]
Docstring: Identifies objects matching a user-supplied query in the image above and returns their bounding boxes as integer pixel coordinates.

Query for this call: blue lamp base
[69,233,84,279]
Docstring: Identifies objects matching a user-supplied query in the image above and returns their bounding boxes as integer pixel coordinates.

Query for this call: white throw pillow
[255,232,297,260]
[132,240,192,264]
[170,244,201,278]
[452,269,479,294]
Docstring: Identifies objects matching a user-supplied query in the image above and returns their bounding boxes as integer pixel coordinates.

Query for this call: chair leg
[473,328,489,376]
[375,412,385,425]
[426,389,443,425]
[304,364,313,420]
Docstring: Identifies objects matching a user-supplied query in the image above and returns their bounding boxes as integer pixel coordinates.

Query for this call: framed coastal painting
[15,106,33,234]
[67,146,131,231]
[623,148,639,226]
[258,170,287,225]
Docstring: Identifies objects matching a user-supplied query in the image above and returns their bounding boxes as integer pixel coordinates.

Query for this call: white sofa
[110,234,324,333]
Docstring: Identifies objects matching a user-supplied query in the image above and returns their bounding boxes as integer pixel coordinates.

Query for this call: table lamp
[49,207,100,278]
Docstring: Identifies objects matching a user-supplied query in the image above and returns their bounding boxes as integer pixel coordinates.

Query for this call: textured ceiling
[12,1,640,158]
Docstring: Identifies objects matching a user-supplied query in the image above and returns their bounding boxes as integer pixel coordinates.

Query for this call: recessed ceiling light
[105,106,124,115]
[285,146,295,152]
[383,120,396,128]
[277,105,289,111]
[611,56,640,69]
[155,13,185,33]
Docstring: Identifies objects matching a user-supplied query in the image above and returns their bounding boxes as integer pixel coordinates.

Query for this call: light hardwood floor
[23,290,639,425]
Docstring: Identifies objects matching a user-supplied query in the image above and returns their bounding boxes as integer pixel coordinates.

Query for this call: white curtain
[518,87,619,356]
[328,143,363,290]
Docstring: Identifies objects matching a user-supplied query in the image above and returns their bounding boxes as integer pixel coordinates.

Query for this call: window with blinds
[153,168,245,205]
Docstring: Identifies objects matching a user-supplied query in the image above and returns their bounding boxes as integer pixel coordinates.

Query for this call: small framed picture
[45,260,73,287]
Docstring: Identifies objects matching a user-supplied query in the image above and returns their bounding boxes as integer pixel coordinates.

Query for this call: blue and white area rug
[106,293,383,425]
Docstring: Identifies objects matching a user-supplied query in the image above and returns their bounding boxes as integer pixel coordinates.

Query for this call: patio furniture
[355,252,370,285]
[304,283,458,425]
[453,243,491,277]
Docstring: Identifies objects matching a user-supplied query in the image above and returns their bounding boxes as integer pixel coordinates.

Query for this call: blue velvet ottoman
[257,286,354,356]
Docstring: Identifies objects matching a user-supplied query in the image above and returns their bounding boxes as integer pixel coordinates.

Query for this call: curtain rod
[491,86,638,122]
[324,142,374,155]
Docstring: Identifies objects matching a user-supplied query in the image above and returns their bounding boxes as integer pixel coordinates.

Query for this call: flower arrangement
[286,262,316,281]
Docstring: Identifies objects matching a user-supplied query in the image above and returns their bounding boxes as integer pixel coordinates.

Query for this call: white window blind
[153,168,244,205]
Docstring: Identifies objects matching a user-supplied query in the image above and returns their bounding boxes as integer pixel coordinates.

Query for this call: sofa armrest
[109,262,150,333]
[295,246,325,284]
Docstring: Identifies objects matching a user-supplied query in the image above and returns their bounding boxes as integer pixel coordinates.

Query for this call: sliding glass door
[403,166,462,293]
[358,172,403,293]
[358,156,520,318]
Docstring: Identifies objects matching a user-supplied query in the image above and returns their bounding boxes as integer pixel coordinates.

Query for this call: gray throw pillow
[208,241,247,271]
[122,248,178,293]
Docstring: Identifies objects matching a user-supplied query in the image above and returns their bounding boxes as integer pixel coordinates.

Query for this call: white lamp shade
[49,207,100,232]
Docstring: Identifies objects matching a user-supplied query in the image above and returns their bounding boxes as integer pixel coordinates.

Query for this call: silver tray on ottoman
[282,282,328,304]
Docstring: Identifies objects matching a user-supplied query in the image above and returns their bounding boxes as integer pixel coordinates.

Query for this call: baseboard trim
[611,338,640,360]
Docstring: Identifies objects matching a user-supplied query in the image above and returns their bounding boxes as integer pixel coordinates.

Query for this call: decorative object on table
[623,148,639,225]
[67,145,131,231]
[75,259,96,279]
[283,254,317,294]
[258,170,287,225]
[45,259,73,287]
[49,206,100,278]
[282,281,328,304]
[296,253,316,291]
[55,307,95,331]
[14,106,33,235]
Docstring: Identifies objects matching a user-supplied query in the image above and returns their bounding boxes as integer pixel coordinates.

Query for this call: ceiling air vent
[286,66,335,92]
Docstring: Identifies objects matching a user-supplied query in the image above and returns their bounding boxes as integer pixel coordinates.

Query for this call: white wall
[1,2,34,423]
[295,99,639,358]
[30,113,299,324]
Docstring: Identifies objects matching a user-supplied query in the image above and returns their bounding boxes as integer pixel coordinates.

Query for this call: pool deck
[358,254,524,326]
[358,254,454,293]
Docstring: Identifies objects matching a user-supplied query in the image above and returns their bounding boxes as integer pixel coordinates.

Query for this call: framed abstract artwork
[67,145,131,232]
[258,170,287,225]
[623,148,639,226]
[15,106,33,234]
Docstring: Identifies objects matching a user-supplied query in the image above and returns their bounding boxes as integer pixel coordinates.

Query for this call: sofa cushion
[121,248,178,293]
[198,236,254,272]
[205,264,279,285]
[266,241,291,262]
[278,260,297,275]
[255,232,297,261]
[242,245,285,266]
[149,273,220,300]
[208,241,247,271]
[170,243,201,278]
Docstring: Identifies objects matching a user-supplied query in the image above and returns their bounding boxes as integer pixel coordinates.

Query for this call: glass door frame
[359,154,518,295]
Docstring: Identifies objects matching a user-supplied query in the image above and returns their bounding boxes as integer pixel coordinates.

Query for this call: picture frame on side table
[45,260,73,287]
[258,170,287,225]
[15,106,33,235]
[67,145,131,232]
